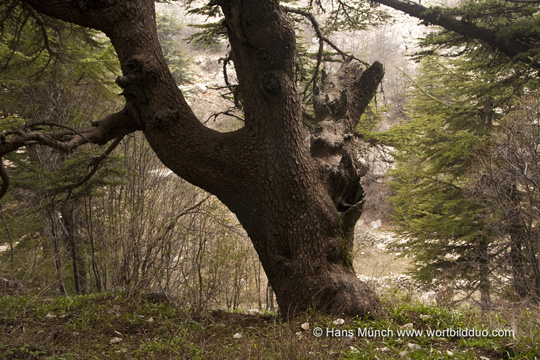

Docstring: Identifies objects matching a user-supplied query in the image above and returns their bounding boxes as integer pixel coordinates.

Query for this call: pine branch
[372,0,540,69]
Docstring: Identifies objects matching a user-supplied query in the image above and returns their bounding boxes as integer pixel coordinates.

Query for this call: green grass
[0,293,538,359]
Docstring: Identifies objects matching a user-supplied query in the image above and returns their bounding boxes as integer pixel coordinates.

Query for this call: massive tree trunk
[19,0,385,317]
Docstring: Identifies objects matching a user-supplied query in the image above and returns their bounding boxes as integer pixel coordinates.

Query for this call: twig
[283,6,370,98]
[62,135,125,199]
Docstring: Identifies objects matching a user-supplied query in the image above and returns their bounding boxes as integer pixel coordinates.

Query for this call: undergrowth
[0,292,538,359]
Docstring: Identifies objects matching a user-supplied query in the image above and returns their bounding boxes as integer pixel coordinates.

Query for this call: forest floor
[1,292,538,359]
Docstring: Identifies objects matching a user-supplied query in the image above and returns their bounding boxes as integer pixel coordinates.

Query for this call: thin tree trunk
[0,205,15,282]
[477,238,491,310]
[49,211,68,296]
[85,196,102,292]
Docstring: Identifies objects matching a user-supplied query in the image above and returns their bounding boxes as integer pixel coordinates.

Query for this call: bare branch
[0,108,140,157]
[284,7,326,95]
[205,109,244,124]
[0,107,139,200]
[62,135,125,199]
[174,194,212,222]
[219,54,242,108]
[284,6,370,98]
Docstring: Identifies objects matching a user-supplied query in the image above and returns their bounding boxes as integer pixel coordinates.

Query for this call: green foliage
[388,56,489,285]
[417,0,540,66]
[318,0,391,34]
[386,45,538,293]
[0,3,126,295]
[384,0,540,300]
[156,14,191,84]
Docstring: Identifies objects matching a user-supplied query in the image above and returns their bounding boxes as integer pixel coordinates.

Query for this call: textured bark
[20,0,385,317]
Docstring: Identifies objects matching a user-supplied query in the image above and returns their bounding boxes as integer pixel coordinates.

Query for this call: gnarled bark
[18,0,385,318]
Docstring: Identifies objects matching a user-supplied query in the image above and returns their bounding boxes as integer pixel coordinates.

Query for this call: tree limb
[0,108,140,157]
[372,0,539,67]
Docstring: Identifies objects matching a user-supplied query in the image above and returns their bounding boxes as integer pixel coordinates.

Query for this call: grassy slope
[0,293,538,359]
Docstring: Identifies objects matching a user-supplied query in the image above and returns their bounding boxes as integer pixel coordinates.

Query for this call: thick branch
[373,0,538,65]
[18,0,129,35]
[21,0,256,197]
[0,109,139,157]
[219,0,299,132]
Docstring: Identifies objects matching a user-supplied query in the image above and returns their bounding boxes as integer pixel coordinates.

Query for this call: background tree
[389,55,499,308]
[387,0,540,305]
[0,6,123,294]
[470,95,540,303]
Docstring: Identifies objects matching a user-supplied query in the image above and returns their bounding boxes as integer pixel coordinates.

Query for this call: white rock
[233,333,243,339]
[301,322,310,331]
[370,219,382,229]
[109,337,123,344]
[400,323,414,330]
[44,313,56,319]
[196,83,207,93]
[421,291,437,304]
[333,318,345,325]
[407,343,421,350]
[447,350,454,356]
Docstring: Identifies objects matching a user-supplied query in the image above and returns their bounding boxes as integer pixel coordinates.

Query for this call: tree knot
[115,56,151,106]
[262,73,282,96]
